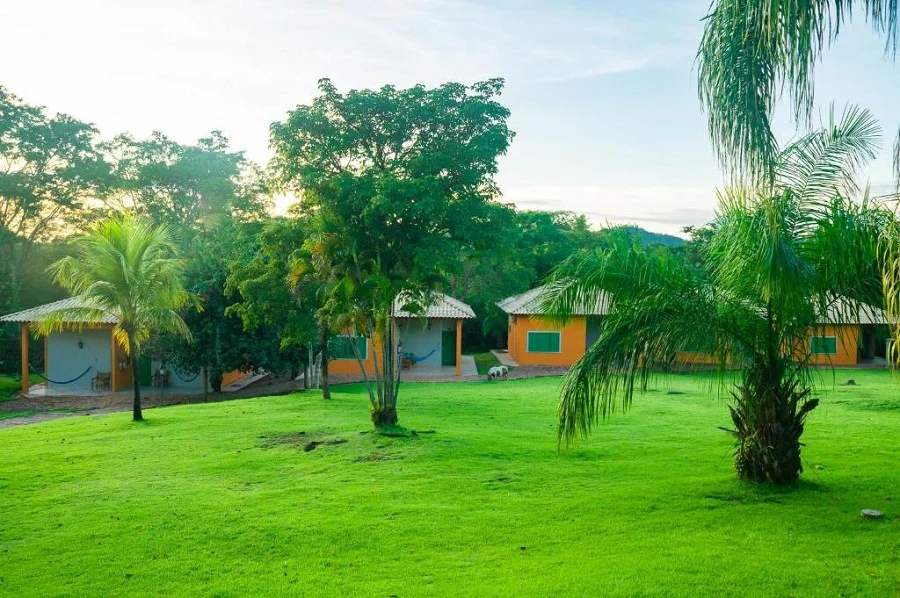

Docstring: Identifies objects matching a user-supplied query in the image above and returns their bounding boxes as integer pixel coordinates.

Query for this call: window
[527,331,561,353]
[330,335,367,360]
[810,336,838,355]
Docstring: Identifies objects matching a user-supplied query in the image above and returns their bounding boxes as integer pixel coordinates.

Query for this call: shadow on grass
[702,477,831,507]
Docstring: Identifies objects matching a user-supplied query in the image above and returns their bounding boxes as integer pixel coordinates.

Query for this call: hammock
[404,348,437,363]
[172,367,200,383]
[29,363,93,385]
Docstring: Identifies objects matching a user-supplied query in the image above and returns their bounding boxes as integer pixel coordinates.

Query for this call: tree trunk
[371,405,398,427]
[320,327,331,400]
[370,317,399,428]
[210,364,223,393]
[130,338,143,422]
[726,365,818,484]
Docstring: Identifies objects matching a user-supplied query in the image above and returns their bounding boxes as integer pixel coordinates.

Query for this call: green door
[441,330,456,366]
[138,357,152,386]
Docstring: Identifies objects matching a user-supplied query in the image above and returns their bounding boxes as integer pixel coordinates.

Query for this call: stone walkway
[491,349,519,367]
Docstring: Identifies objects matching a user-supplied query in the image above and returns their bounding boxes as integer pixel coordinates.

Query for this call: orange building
[498,286,609,367]
[329,293,476,377]
[804,300,888,366]
[498,286,888,368]
[1,296,246,396]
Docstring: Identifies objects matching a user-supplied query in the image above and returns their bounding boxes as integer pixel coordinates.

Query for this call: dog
[487,365,509,380]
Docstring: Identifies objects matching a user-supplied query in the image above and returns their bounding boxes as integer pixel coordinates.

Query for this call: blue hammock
[404,348,437,363]
[172,367,200,383]
[29,363,93,385]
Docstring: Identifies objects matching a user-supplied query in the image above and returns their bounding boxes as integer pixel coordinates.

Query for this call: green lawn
[2,370,900,596]
[0,410,36,420]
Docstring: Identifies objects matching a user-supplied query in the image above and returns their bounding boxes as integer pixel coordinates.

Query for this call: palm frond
[548,235,738,446]
[42,213,194,353]
[697,0,898,180]
[894,125,900,187]
[777,104,881,205]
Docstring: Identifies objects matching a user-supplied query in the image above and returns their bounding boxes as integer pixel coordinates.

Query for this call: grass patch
[0,374,41,402]
[0,410,37,420]
[469,351,507,375]
[1,370,900,595]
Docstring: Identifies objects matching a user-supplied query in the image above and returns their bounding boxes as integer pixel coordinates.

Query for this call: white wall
[398,318,454,366]
[149,360,205,392]
[46,329,111,390]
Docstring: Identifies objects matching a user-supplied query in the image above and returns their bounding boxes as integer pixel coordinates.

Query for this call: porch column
[20,323,29,394]
[455,319,462,376]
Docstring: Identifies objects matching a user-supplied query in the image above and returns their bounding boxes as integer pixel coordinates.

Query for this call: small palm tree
[38,214,194,421]
[545,107,890,484]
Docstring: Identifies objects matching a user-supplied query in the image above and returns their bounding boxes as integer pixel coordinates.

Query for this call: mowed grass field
[2,371,900,596]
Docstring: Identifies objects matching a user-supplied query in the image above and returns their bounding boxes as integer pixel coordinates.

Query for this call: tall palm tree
[545,107,890,484]
[697,0,899,184]
[38,214,194,421]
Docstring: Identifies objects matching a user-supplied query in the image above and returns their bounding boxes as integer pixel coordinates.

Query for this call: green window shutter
[330,336,367,360]
[810,336,837,355]
[527,331,561,353]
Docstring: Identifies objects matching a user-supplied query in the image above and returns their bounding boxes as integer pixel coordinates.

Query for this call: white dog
[487,365,509,380]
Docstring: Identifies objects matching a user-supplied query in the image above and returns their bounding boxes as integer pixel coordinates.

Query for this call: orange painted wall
[506,319,862,369]
[675,325,861,367]
[329,337,378,375]
[804,324,859,366]
[674,351,722,366]
[507,315,587,367]
[221,370,246,387]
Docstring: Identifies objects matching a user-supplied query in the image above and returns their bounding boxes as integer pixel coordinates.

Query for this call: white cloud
[500,184,719,236]
[0,0,660,163]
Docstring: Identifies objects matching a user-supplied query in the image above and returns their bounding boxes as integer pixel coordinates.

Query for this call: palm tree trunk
[372,317,399,428]
[129,335,143,422]
[727,361,818,484]
[319,326,331,400]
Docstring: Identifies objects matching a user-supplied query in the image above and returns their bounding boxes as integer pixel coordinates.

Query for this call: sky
[1,0,897,235]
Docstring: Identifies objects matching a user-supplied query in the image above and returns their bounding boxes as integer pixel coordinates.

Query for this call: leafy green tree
[0,86,109,311]
[225,216,316,381]
[103,131,268,235]
[38,214,194,421]
[514,211,595,286]
[697,0,899,182]
[546,107,889,484]
[148,221,297,392]
[271,78,514,427]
